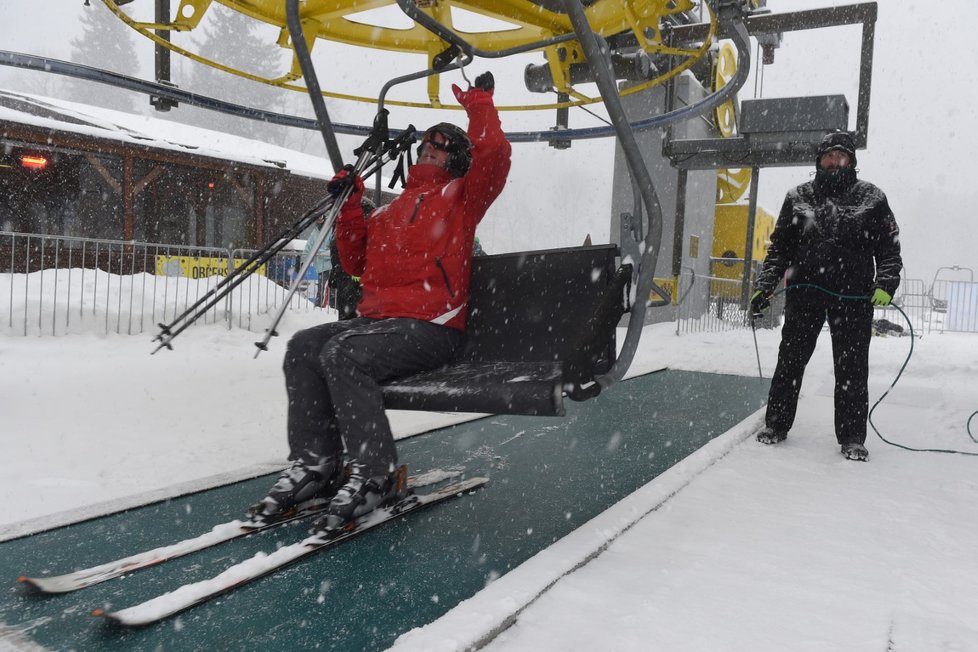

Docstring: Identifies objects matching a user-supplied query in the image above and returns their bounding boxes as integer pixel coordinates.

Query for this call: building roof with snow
[0,88,332,179]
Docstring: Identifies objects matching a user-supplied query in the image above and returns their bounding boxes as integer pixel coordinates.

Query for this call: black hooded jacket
[755,172,903,298]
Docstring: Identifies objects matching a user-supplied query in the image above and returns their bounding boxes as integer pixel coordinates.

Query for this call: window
[133,161,255,249]
[0,142,124,240]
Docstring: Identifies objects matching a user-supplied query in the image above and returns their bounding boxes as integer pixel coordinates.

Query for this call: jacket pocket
[434,257,455,298]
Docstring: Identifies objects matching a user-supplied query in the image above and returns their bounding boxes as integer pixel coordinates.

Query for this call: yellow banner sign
[155,255,266,279]
[651,277,678,305]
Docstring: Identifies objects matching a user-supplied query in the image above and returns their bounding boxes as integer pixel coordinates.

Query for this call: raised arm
[452,72,512,221]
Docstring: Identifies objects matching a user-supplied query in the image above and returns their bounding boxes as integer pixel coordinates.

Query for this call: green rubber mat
[0,370,768,650]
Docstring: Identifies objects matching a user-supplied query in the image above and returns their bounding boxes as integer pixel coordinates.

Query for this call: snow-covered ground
[2,306,977,650]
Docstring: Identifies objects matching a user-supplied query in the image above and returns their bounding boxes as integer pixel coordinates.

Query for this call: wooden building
[0,89,335,252]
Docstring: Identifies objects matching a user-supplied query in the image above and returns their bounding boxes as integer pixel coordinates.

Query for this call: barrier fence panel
[1,232,323,337]
[675,262,783,335]
[8,230,966,339]
[229,247,320,332]
[872,278,928,336]
[930,279,978,333]
[673,265,935,338]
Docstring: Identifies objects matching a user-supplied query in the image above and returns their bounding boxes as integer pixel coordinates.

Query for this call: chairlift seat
[381,244,628,416]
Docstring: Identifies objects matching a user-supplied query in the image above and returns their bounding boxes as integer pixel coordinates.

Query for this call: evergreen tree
[64,1,142,113]
[182,4,288,141]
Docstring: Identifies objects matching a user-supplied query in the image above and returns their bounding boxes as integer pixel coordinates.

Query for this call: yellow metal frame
[712,40,750,204]
[712,41,738,138]
[715,167,752,204]
[101,0,716,112]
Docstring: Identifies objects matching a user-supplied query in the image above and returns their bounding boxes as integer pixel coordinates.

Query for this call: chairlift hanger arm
[560,0,658,390]
[559,0,751,390]
[285,0,343,172]
[377,51,473,115]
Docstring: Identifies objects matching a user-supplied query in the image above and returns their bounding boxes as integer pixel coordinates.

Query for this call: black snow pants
[283,317,463,474]
[764,289,874,445]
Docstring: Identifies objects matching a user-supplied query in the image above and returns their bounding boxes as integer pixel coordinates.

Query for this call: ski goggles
[417,132,452,156]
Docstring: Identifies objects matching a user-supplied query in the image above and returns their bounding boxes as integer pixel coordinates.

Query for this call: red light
[20,155,48,170]
[207,181,215,189]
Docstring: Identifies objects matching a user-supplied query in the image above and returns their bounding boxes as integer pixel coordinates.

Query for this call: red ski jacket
[335,91,511,330]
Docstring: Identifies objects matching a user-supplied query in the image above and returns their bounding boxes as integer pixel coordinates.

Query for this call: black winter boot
[841,443,869,461]
[756,427,787,445]
[247,457,343,521]
[313,464,408,534]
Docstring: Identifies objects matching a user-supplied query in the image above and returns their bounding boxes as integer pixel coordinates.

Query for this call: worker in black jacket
[750,131,903,461]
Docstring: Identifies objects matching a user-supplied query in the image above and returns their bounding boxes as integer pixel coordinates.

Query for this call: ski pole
[750,317,763,379]
[253,148,375,356]
[151,203,336,353]
[152,130,413,352]
[252,126,418,356]
[153,194,336,344]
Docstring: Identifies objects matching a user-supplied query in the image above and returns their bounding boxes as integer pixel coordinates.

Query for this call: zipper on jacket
[435,257,455,298]
[409,194,425,223]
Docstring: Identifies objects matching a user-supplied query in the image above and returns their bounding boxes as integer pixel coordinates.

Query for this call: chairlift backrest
[380,244,625,416]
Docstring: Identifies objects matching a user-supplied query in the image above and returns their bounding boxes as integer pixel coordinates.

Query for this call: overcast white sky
[1,0,975,284]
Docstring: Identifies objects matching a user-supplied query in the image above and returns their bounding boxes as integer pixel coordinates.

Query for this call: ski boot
[756,427,787,445]
[247,457,343,524]
[841,442,869,461]
[312,463,409,536]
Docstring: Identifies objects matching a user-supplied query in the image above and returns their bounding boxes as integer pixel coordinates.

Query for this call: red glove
[327,165,364,206]
[452,71,495,109]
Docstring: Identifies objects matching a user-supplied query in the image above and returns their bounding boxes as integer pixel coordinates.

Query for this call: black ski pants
[283,317,463,474]
[765,289,874,445]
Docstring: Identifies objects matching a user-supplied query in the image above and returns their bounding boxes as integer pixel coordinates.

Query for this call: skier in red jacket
[249,72,511,530]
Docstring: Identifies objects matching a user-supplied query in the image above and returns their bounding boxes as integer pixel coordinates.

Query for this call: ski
[18,468,463,594]
[94,476,488,627]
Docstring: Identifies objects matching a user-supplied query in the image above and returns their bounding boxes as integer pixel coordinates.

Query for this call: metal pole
[672,169,688,278]
[854,15,875,148]
[151,0,176,111]
[560,0,663,388]
[741,165,761,307]
[155,0,170,83]
[285,0,344,172]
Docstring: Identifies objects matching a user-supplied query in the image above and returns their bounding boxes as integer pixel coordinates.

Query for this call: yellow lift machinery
[101,0,717,111]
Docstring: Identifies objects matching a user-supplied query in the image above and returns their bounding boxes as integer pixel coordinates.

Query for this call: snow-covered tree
[181,4,289,142]
[64,1,142,112]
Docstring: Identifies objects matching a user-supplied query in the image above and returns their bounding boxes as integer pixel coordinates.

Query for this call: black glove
[749,290,771,319]
[473,71,494,92]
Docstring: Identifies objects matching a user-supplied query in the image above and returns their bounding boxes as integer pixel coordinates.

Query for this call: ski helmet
[816,130,857,168]
[418,123,472,177]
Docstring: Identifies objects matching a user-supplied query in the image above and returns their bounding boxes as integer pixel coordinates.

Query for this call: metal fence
[1,231,322,337]
[930,279,978,333]
[872,278,929,336]
[677,272,754,334]
[6,230,976,339]
[672,263,973,337]
[675,260,784,335]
